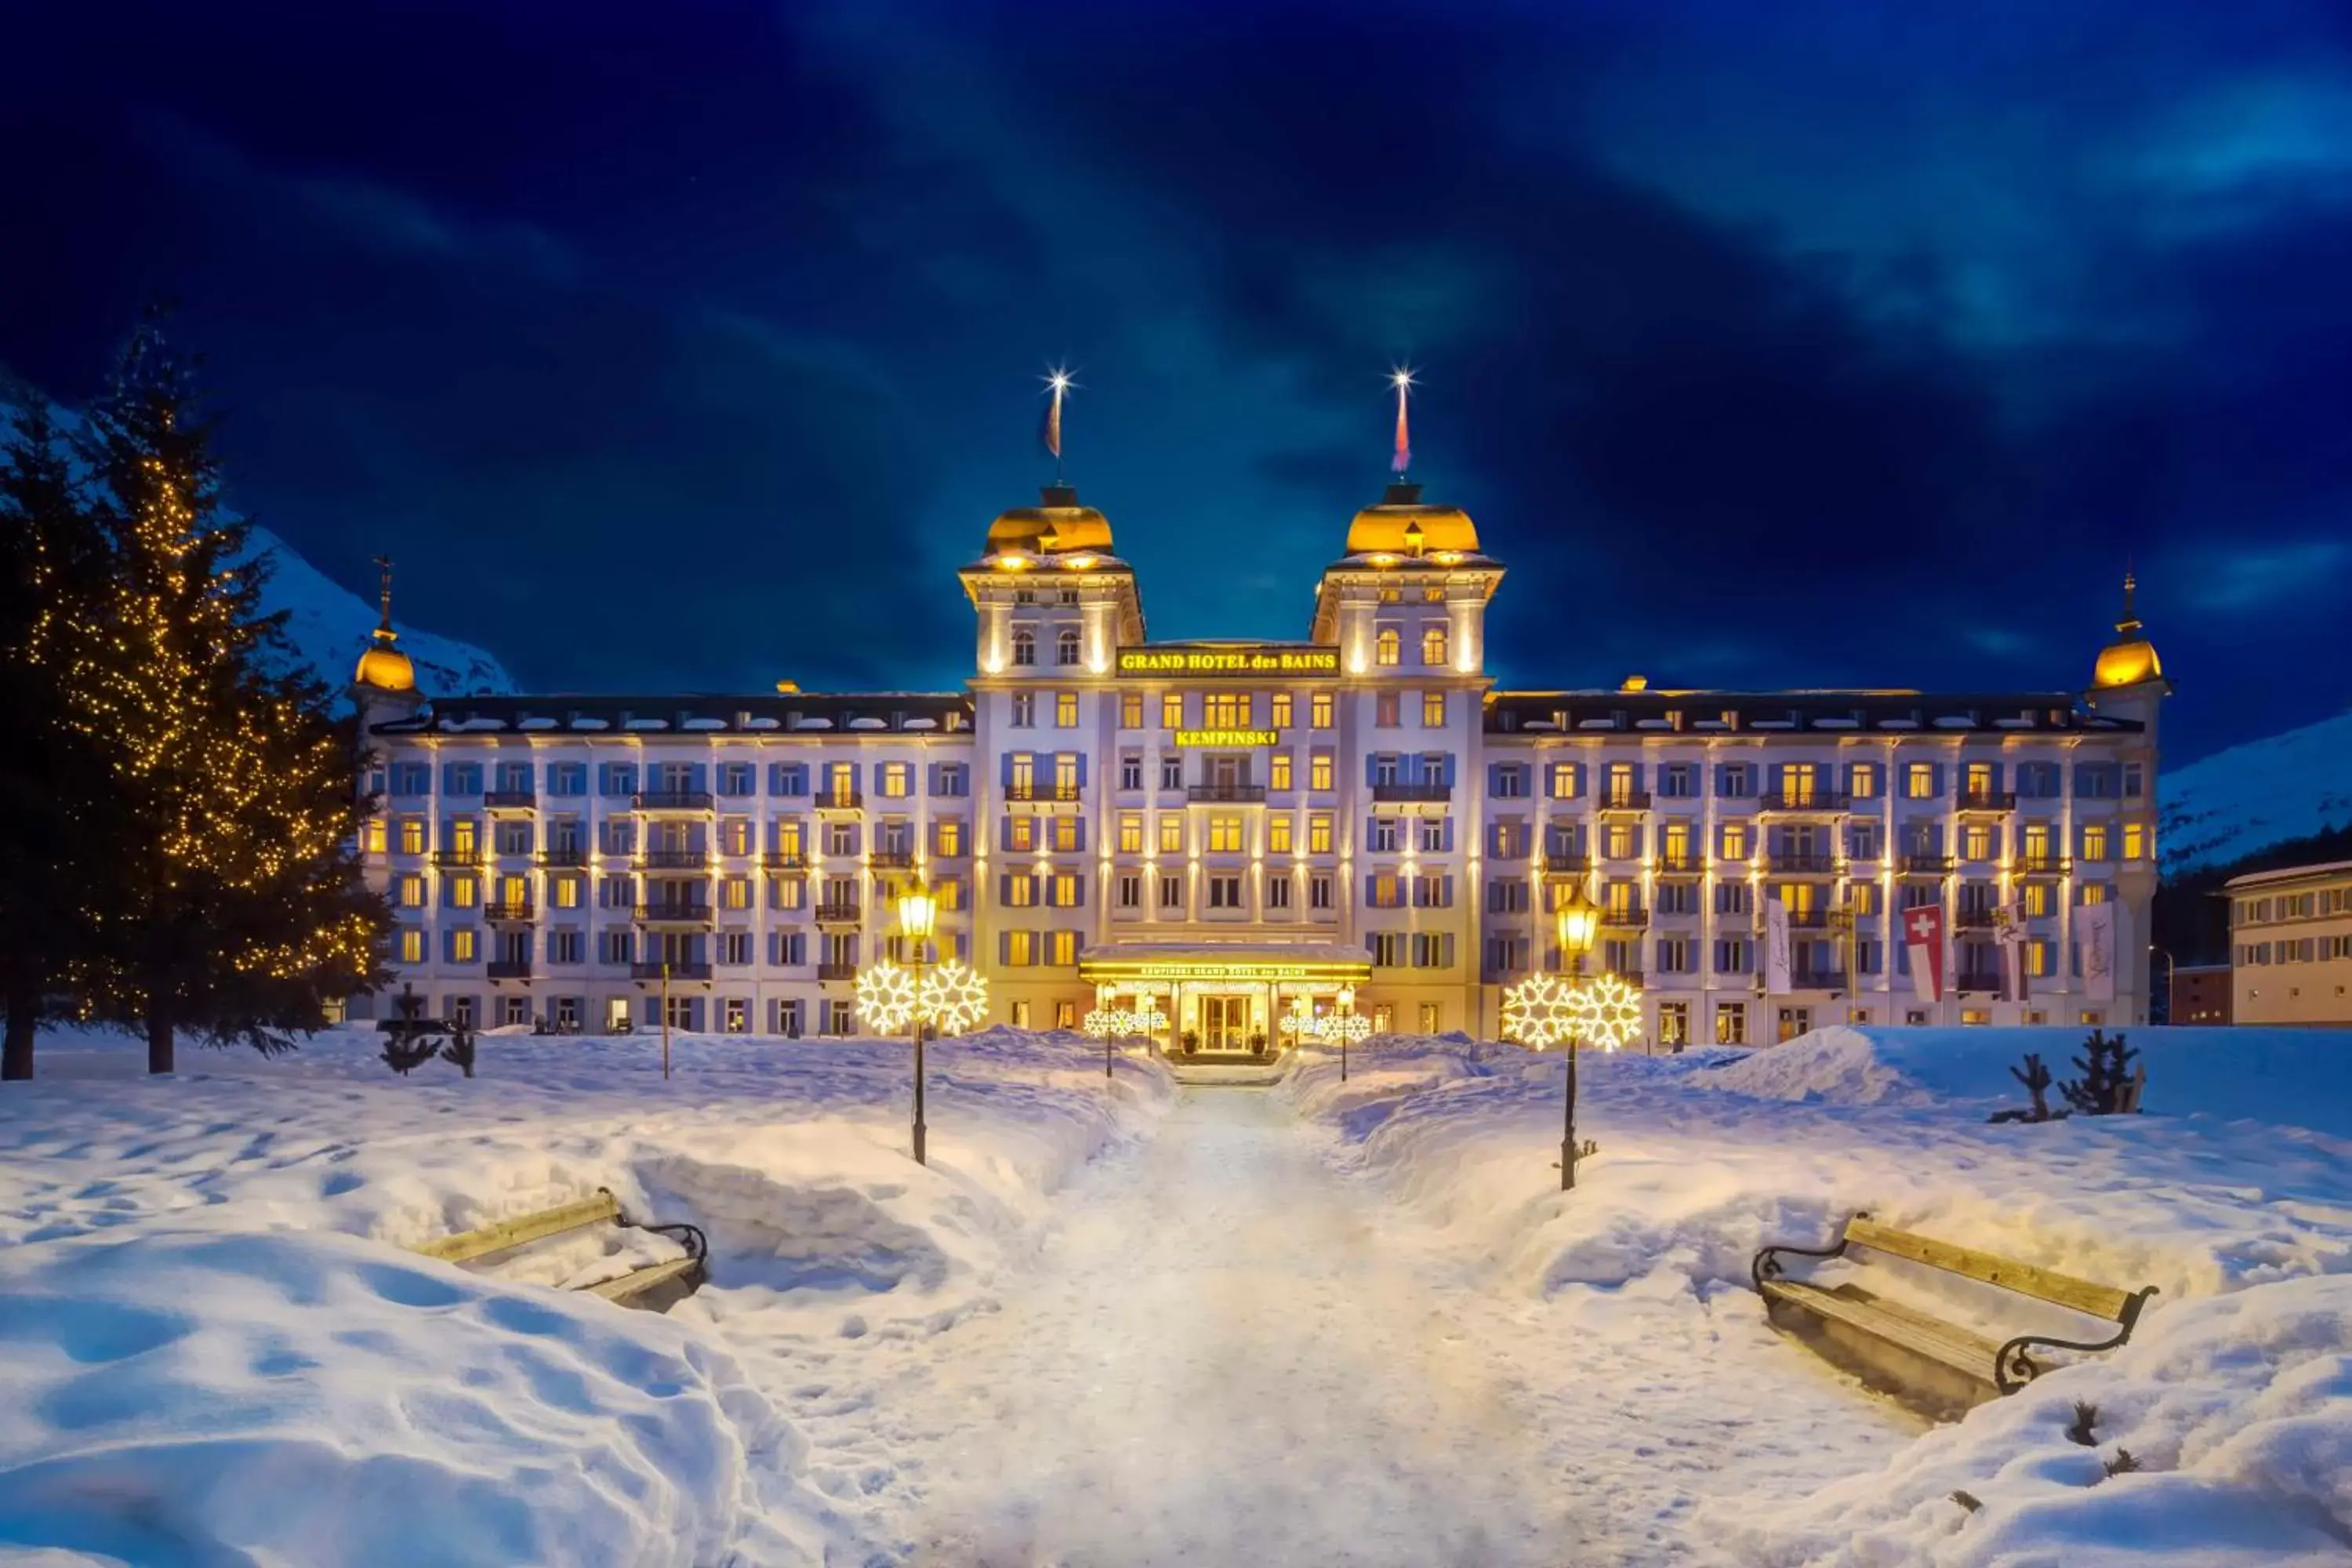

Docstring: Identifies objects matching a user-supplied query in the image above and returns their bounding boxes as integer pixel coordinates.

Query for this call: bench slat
[1844,1218,2136,1322]
[1762,1279,2000,1381]
[583,1255,702,1305]
[412,1192,622,1264]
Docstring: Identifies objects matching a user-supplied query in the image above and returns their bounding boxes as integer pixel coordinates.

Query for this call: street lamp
[898,880,938,1166]
[1336,985,1357,1081]
[1555,884,1600,1192]
[2150,944,2176,1025]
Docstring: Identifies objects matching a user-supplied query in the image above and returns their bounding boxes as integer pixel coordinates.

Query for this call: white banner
[2081,902,2118,1003]
[1764,898,1791,996]
[1993,904,2029,1003]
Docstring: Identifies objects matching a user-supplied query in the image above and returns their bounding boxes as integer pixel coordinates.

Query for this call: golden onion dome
[2090,572,2162,690]
[354,628,416,693]
[1344,481,1479,555]
[985,484,1113,556]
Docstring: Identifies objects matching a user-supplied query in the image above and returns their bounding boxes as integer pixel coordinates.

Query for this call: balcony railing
[1543,851,1591,874]
[1900,853,1955,875]
[485,902,535,924]
[1188,783,1267,804]
[2016,855,2071,877]
[814,789,862,811]
[1006,782,1083,803]
[633,901,713,924]
[1761,791,1851,813]
[1957,789,2017,812]
[539,846,589,867]
[487,959,532,979]
[1955,970,2006,994]
[632,790,714,812]
[638,849,709,870]
[1370,782,1451,804]
[1786,969,1847,991]
[815,960,858,982]
[762,851,808,871]
[430,848,480,869]
[814,902,862,924]
[1655,853,1708,875]
[1595,791,1652,812]
[1765,907,1838,930]
[1598,906,1649,929]
[1766,851,1840,873]
[1955,910,2001,931]
[484,790,537,811]
[631,960,712,982]
[869,848,918,869]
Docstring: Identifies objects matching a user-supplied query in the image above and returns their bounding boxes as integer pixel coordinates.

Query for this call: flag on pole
[1902,903,1945,1004]
[2080,902,2118,1003]
[1993,903,2030,1002]
[1764,898,1792,996]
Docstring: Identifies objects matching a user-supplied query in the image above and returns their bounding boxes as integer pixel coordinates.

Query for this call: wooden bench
[411,1189,708,1308]
[1753,1214,2156,1399]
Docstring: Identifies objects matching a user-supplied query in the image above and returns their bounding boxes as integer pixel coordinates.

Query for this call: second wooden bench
[411,1189,709,1308]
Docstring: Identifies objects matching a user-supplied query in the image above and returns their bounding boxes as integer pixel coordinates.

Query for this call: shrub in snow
[441,1022,477,1079]
[1988,1051,2066,1123]
[2061,1029,2146,1116]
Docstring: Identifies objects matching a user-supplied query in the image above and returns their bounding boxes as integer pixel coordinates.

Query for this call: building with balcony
[350,448,2168,1051]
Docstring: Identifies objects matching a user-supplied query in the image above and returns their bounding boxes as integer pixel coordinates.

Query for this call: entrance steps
[1168,1057,1287,1087]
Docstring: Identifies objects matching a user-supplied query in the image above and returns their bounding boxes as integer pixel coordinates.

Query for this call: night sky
[6,1,2350,766]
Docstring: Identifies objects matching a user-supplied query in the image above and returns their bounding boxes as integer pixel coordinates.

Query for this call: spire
[2116,566,2140,636]
[373,554,397,642]
[1040,365,1073,486]
[2090,562,2163,691]
[1389,365,1415,479]
[354,552,417,693]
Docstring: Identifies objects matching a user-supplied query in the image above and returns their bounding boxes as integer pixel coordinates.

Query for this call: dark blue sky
[5,0,2350,766]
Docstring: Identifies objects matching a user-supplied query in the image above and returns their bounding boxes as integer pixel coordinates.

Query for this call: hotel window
[1847,883,1878,916]
[1007,816,1036,852]
[1418,817,1446,853]
[2027,940,2054,978]
[1056,691,1079,728]
[1207,815,1246,852]
[1421,625,1448,666]
[551,876,583,910]
[1009,753,1036,797]
[1605,822,1637,859]
[361,818,387,855]
[714,818,748,856]
[1904,761,1937,800]
[1657,1003,1690,1050]
[1847,822,1880,859]
[1720,822,1750,861]
[397,927,424,964]
[824,819,858,855]
[448,875,479,909]
[1203,692,1252,728]
[1548,761,1579,799]
[1376,626,1401,666]
[1049,931,1079,966]
[938,877,966,911]
[397,818,426,855]
[1848,763,1880,800]
[1004,930,1035,965]
[1376,692,1401,728]
[1310,751,1334,791]
[1012,627,1036,666]
[1308,814,1334,854]
[445,818,480,858]
[1056,628,1080,666]
[1119,753,1143,791]
[1258,750,1288,793]
[1962,823,1994,862]
[448,927,477,964]
[1207,874,1243,909]
[936,818,964,858]
[1011,692,1035,728]
[1311,691,1334,729]
[1121,691,1144,729]
[1369,818,1401,853]
[1269,815,1294,854]
[1269,693,1293,728]
[1116,873,1142,909]
[2080,882,2111,906]
[1160,874,1184,909]
[1369,931,1405,967]
[1159,815,1184,854]
[1268,876,1293,910]
[2123,762,2145,800]
[1050,815,1082,852]
[721,877,751,911]
[769,877,804,911]
[1054,753,1080,794]
[2082,822,2111,862]
[1309,873,1334,909]
[1716,881,1753,916]
[546,930,583,964]
[1421,691,1446,728]
[1119,814,1145,854]
[879,764,911,799]
[1161,692,1185,729]
[1160,755,1184,790]
[1715,1002,1748,1045]
[1050,872,1081,907]
[2021,881,2053,918]
[1412,933,1453,968]
[1006,875,1036,908]
[397,874,426,908]
[2122,822,2147,861]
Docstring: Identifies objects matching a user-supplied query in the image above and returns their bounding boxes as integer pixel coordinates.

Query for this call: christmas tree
[63,318,388,1073]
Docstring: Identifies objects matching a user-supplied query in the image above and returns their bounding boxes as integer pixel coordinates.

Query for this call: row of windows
[1491,758,2143,803]
[391,873,971,913]
[2238,936,2352,965]
[383,760,970,800]
[2234,887,2352,926]
[392,928,963,967]
[1497,818,2146,864]
[368,815,969,859]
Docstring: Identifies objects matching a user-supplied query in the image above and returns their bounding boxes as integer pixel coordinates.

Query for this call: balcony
[632,790,714,814]
[814,789,862,814]
[1595,792,1653,813]
[1955,909,2001,932]
[1786,969,1847,991]
[539,846,589,868]
[1187,783,1267,804]
[1766,851,1840,874]
[631,961,712,982]
[1955,970,2006,994]
[1543,851,1592,876]
[638,849,709,870]
[1760,791,1851,814]
[814,902,862,926]
[762,851,808,872]
[816,961,858,982]
[1598,906,1649,930]
[430,849,481,869]
[869,848,918,869]
[1370,782,1451,818]
[1005,782,1084,815]
[487,959,532,980]
[485,902,535,924]
[1957,789,2017,813]
[1899,853,1955,876]
[2016,855,2071,877]
[484,791,537,813]
[1654,854,1708,876]
[633,901,714,925]
[1764,907,1838,931]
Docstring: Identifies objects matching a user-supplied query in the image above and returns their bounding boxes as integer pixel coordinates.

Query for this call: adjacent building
[350,463,2170,1050]
[2227,861,2352,1025]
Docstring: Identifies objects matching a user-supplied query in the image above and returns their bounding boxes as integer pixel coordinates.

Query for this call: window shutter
[1363,873,1377,906]
[1075,752,1089,787]
[1001,753,1017,786]
[1073,876,1087,907]
[1073,818,1087,852]
[1487,763,1503,796]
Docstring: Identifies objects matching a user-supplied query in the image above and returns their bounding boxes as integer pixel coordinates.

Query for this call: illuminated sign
[1116,644,1340,677]
[1174,729,1279,748]
[1107,963,1370,982]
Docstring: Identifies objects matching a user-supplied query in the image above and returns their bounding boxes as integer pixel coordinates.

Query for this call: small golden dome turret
[1345,481,1479,555]
[2091,570,2162,689]
[354,554,418,693]
[985,484,1114,557]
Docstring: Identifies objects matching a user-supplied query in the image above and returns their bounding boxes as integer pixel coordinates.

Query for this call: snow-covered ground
[4,1021,2349,1565]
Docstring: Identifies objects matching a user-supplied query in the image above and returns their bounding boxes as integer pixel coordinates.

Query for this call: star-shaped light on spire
[1040,364,1075,477]
[1389,364,1416,476]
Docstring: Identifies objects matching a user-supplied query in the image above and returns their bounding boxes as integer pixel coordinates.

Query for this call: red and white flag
[1902,904,1945,1004]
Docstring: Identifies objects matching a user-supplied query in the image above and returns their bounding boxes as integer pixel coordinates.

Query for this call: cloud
[2180,538,2350,612]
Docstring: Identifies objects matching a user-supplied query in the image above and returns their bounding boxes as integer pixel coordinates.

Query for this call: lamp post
[897,880,938,1167]
[1337,985,1357,1081]
[2150,943,2176,1025]
[1555,884,1601,1192]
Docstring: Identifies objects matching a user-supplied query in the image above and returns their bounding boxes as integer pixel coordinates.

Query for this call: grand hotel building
[350,472,2170,1051]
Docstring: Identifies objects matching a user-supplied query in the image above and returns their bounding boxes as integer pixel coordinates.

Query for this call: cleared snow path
[794,1086,1900,1566]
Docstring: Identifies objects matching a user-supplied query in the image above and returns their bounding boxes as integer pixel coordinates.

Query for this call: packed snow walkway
[797,1084,1901,1566]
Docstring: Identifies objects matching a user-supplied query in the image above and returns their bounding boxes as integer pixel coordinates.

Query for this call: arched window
[1375,626,1401,667]
[1011,626,1036,666]
[1421,625,1449,667]
[1057,627,1081,666]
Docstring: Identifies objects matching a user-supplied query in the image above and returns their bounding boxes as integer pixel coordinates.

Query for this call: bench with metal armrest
[410,1188,708,1308]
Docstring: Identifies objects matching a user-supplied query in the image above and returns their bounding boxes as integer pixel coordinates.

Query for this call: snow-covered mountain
[2,374,513,700]
[2161,708,2352,873]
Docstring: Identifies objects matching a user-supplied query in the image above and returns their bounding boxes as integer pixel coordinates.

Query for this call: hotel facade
[350,472,2171,1051]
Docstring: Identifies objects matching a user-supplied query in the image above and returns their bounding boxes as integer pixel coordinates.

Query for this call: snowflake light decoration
[1083,1007,1120,1039]
[917,960,989,1036]
[855,962,917,1033]
[1564,972,1645,1053]
[1501,971,1576,1048]
[1125,1004,1167,1036]
[1325,1012,1371,1044]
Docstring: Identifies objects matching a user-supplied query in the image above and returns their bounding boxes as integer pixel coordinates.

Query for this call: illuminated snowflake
[855,962,917,1033]
[1564,971,1645,1053]
[1083,1007,1120,1039]
[1501,971,1577,1048]
[1323,1011,1371,1044]
[918,961,989,1036]
[1124,1004,1167,1036]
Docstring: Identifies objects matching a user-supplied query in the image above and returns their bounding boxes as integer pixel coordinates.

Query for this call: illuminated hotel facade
[350,471,2170,1051]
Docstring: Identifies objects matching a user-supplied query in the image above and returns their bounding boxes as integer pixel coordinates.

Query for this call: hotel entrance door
[1200,995,1252,1052]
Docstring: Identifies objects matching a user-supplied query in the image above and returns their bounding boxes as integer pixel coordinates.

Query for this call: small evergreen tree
[1988,1052,2067,1123]
[379,987,441,1076]
[64,317,388,1072]
[2061,1029,2144,1116]
[441,1020,477,1079]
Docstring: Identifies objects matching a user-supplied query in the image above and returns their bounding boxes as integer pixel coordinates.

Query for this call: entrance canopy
[1078,942,1372,989]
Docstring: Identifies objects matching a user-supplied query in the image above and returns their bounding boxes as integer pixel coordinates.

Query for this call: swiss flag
[1903,904,1945,1004]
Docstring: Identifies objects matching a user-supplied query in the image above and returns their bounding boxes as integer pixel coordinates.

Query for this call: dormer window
[1011,627,1036,666]
[1056,627,1081,666]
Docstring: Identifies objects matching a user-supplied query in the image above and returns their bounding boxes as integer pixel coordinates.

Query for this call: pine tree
[64,317,389,1073]
[0,397,119,1079]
